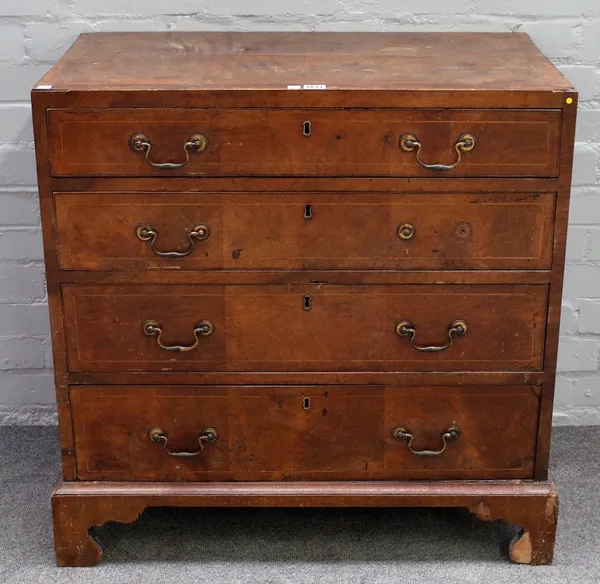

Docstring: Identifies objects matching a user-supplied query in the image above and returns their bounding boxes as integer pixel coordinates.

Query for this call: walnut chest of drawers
[31,32,577,566]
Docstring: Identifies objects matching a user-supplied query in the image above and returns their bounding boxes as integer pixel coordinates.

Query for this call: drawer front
[62,284,547,373]
[71,385,539,481]
[47,108,561,177]
[55,192,556,270]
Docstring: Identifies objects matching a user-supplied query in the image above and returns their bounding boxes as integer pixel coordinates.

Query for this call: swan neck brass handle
[142,319,214,352]
[399,133,475,171]
[129,133,208,169]
[148,427,218,457]
[395,319,467,352]
[392,424,462,457]
[136,224,210,258]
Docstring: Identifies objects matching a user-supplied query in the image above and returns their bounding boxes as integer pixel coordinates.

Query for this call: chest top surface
[36,31,572,93]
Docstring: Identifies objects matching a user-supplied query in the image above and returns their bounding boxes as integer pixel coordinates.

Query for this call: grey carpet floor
[0,426,599,583]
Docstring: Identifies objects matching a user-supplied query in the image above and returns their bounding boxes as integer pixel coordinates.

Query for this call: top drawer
[46,108,561,178]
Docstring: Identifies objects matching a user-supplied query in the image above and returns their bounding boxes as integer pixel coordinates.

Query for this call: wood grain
[535,91,579,479]
[31,31,576,567]
[61,283,548,373]
[52,478,558,566]
[47,108,561,178]
[70,385,539,482]
[54,191,556,271]
[37,32,571,92]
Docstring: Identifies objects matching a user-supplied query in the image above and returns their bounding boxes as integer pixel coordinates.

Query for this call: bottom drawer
[71,386,539,481]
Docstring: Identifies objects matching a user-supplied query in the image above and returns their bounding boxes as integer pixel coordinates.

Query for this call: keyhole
[304,204,312,219]
[303,121,312,137]
[303,295,312,311]
[303,397,311,410]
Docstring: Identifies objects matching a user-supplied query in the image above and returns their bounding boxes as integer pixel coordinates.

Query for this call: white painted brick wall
[0,106,35,144]
[0,230,44,262]
[578,302,600,333]
[0,25,27,62]
[0,338,47,370]
[0,1,600,425]
[0,266,45,302]
[557,339,600,371]
[0,1,68,18]
[518,21,578,59]
[475,0,599,17]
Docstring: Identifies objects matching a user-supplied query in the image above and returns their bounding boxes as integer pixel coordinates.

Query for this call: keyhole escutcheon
[303,397,311,410]
[304,204,312,219]
[303,121,312,137]
[303,295,312,311]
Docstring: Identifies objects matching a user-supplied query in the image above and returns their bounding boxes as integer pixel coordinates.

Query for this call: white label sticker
[287,84,327,90]
[36,85,53,90]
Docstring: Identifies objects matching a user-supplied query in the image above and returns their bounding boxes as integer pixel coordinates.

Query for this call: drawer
[54,191,556,270]
[47,108,561,177]
[71,385,539,481]
[62,284,547,373]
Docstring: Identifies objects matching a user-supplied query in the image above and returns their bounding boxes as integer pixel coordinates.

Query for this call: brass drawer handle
[399,133,475,171]
[149,427,218,457]
[397,223,415,240]
[136,223,210,258]
[142,319,214,352]
[392,424,462,456]
[395,319,467,352]
[129,133,208,169]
